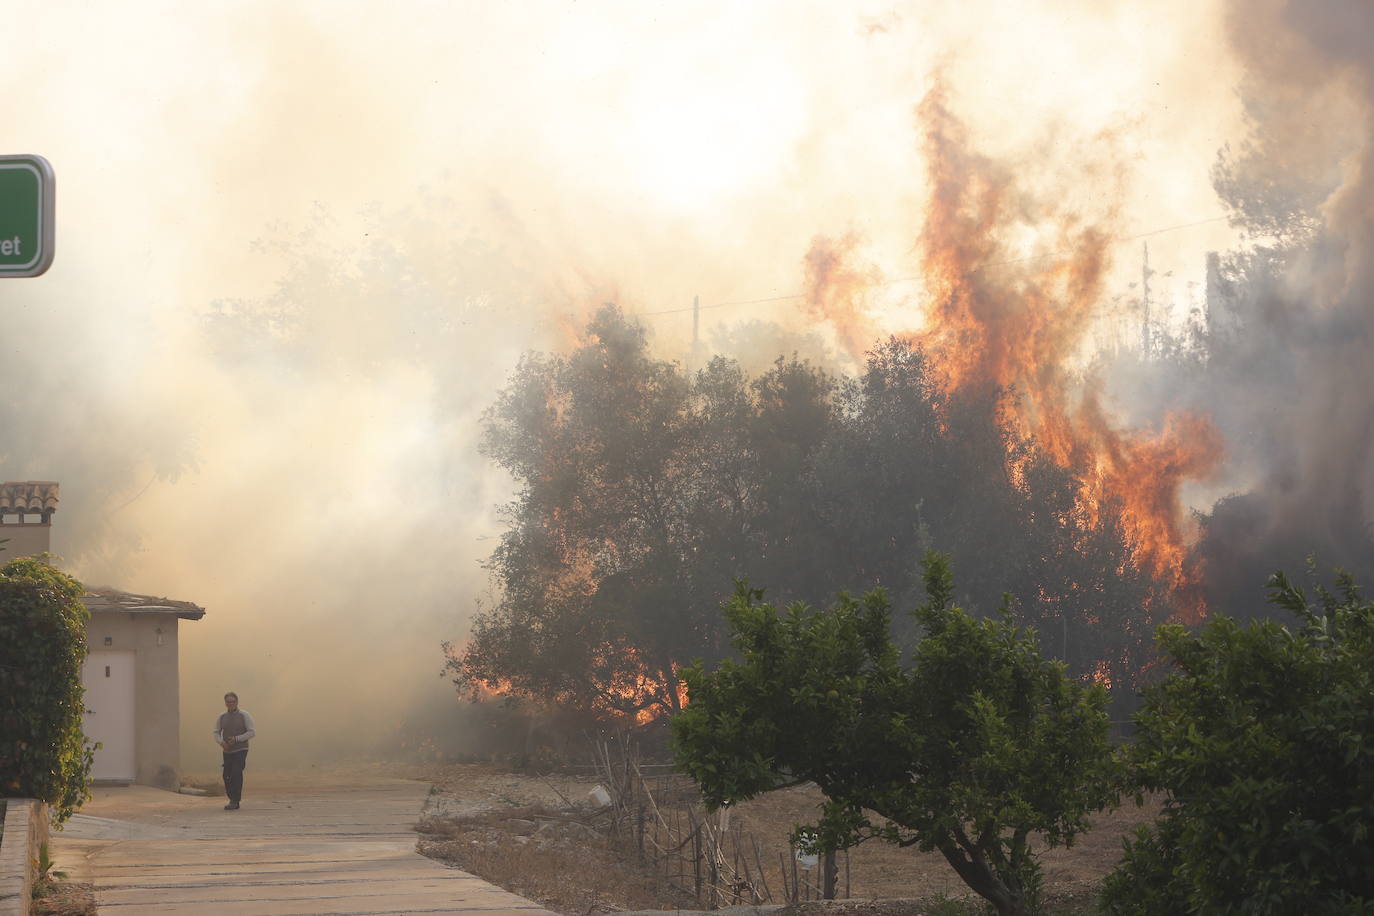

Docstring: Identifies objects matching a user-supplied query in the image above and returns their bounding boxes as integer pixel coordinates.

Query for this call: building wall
[0,523,51,559]
[84,613,183,789]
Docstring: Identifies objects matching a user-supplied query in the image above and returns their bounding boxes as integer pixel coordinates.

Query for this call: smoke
[1166,0,1374,614]
[1,0,1291,768]
[1,1,904,769]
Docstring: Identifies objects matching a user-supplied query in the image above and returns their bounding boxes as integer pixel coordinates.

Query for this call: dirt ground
[392,761,681,914]
[397,761,1161,915]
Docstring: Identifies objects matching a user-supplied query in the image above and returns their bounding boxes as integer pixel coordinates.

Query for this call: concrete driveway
[48,770,558,915]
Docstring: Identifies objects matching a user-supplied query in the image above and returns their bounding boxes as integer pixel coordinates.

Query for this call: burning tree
[449,305,702,721]
[803,84,1224,628]
[814,339,1172,699]
[672,552,1118,916]
[451,306,1177,726]
[449,305,842,721]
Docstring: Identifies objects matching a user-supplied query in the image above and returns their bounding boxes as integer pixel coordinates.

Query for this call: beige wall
[0,523,51,560]
[84,613,183,789]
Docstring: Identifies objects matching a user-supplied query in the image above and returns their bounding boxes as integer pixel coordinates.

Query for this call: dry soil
[396,761,1161,915]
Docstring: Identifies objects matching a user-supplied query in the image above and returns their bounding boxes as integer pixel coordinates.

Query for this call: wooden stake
[752,837,773,903]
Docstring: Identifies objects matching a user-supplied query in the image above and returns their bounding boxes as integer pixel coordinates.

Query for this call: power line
[640,214,1231,318]
[643,292,804,316]
[1125,215,1230,242]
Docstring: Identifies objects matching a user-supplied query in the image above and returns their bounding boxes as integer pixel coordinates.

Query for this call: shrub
[1100,567,1374,913]
[0,557,94,823]
[673,552,1118,916]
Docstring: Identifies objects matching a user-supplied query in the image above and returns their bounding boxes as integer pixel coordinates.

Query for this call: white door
[82,650,136,781]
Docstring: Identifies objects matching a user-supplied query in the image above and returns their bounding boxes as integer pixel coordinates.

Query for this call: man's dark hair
[224,691,238,701]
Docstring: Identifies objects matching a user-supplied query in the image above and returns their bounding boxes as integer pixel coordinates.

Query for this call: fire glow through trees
[806,84,1225,624]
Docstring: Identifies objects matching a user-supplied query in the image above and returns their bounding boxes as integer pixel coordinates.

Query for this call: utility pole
[693,294,700,353]
[688,294,702,374]
[1140,242,1153,358]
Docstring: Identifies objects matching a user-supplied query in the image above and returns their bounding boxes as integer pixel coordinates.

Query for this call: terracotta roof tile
[0,480,59,514]
[81,587,206,620]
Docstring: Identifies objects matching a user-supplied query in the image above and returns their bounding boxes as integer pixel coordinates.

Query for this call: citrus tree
[672,552,1118,916]
[1101,566,1374,913]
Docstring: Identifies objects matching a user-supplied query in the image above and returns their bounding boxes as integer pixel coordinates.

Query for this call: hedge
[0,557,94,824]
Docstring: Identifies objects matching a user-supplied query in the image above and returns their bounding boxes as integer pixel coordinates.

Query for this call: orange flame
[805,81,1222,622]
[590,644,689,725]
[804,233,883,357]
[452,636,686,726]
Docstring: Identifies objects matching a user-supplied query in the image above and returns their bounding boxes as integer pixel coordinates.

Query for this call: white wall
[83,614,183,789]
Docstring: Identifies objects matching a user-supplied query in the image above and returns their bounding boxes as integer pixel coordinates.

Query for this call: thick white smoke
[0,0,1286,767]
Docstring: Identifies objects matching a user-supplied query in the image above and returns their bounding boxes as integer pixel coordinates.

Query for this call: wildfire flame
[584,643,687,725]
[806,82,1222,622]
[454,638,686,725]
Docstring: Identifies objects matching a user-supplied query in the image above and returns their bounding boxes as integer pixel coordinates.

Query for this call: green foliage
[32,840,70,898]
[673,552,1118,916]
[0,557,94,824]
[37,840,67,879]
[1097,819,1191,916]
[1100,567,1374,913]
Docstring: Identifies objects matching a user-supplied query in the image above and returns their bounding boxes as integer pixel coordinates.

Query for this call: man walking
[213,692,256,810]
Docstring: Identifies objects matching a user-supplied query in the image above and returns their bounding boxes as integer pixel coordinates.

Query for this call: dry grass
[722,783,1163,904]
[31,879,96,916]
[411,762,1162,915]
[417,803,696,914]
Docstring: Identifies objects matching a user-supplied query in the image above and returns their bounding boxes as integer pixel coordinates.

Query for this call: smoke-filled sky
[2,0,1364,767]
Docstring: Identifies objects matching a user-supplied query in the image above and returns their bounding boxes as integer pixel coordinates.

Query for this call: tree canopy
[1101,566,1374,913]
[672,552,1118,916]
[449,306,1172,722]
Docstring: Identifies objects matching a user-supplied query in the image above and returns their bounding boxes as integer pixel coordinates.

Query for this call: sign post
[0,154,55,278]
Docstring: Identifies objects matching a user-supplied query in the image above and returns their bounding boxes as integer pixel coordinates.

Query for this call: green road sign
[0,154,55,278]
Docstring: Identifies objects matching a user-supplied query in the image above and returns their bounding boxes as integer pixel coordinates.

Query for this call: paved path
[48,771,558,915]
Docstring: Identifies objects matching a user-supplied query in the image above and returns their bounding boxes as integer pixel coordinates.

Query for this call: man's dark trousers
[222,749,248,803]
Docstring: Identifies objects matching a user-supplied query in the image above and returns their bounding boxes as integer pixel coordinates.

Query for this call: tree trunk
[936,841,1028,916]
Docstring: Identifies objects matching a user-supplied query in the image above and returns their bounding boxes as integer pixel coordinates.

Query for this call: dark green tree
[450,307,844,721]
[450,305,698,719]
[726,353,838,603]
[808,339,953,609]
[672,552,1118,916]
[1101,566,1374,913]
[0,557,94,824]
